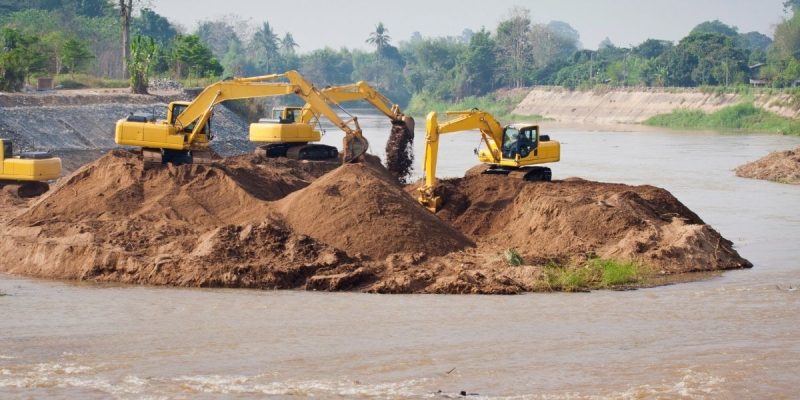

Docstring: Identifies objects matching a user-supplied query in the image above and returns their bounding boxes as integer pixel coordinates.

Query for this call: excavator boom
[115,70,369,166]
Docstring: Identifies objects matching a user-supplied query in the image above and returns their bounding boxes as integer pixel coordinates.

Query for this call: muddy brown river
[2,115,799,398]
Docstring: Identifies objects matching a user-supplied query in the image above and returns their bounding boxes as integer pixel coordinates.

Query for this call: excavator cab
[271,106,300,123]
[168,102,211,137]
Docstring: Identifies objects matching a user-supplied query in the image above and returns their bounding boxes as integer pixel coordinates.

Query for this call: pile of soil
[429,174,750,273]
[0,151,751,294]
[276,163,472,260]
[735,147,800,184]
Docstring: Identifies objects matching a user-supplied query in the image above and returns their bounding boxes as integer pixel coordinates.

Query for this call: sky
[149,0,788,51]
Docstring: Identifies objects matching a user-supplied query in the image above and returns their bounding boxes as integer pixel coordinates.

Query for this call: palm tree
[253,22,279,72]
[366,22,391,52]
[280,32,298,55]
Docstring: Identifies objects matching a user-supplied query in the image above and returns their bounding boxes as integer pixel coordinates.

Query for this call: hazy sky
[150,0,787,51]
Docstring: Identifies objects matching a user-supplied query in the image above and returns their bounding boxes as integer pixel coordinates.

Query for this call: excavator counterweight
[0,139,61,197]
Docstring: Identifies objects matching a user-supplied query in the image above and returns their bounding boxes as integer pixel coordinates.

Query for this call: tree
[456,29,497,97]
[197,19,240,59]
[656,33,748,86]
[118,0,132,78]
[132,8,177,44]
[740,31,772,52]
[42,31,67,74]
[252,22,279,72]
[598,36,614,49]
[62,37,94,76]
[634,39,672,59]
[0,28,47,91]
[773,12,800,60]
[366,22,391,52]
[172,34,223,79]
[128,34,156,93]
[299,47,353,86]
[280,32,298,55]
[496,7,533,87]
[691,20,739,38]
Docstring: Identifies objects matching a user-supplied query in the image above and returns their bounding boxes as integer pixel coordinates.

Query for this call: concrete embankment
[0,89,252,168]
[513,86,800,125]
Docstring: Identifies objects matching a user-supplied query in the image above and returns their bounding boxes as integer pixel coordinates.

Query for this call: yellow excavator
[115,70,369,167]
[0,139,61,197]
[418,109,560,211]
[256,81,414,157]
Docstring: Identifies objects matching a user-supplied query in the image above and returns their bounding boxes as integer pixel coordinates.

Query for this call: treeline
[3,1,800,106]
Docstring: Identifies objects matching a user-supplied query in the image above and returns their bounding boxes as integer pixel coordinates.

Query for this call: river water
[2,114,800,399]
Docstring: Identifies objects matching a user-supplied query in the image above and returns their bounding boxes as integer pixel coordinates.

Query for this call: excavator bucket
[342,134,369,163]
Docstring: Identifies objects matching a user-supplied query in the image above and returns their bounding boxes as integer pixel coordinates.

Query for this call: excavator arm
[116,70,369,165]
[242,71,368,162]
[418,110,505,211]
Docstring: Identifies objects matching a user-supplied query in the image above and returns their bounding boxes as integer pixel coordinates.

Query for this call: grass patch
[406,91,543,122]
[504,248,524,266]
[49,74,129,89]
[542,258,649,292]
[644,101,800,135]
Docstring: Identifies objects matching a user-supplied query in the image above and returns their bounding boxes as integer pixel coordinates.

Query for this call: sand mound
[735,147,800,184]
[432,173,750,273]
[276,163,473,260]
[0,150,751,294]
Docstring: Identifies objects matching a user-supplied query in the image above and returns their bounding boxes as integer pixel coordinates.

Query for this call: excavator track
[142,148,163,170]
[508,166,552,181]
[141,148,214,169]
[255,143,339,161]
[1,181,50,198]
[286,144,339,160]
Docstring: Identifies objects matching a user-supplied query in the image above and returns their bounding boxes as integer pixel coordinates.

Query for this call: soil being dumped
[735,147,800,184]
[0,151,751,293]
[384,122,414,184]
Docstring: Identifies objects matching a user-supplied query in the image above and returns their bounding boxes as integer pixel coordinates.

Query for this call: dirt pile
[735,147,800,184]
[276,163,473,260]
[0,150,751,294]
[429,173,751,273]
[0,150,354,287]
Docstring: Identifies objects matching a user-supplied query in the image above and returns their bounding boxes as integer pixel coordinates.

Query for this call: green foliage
[406,90,538,121]
[691,20,739,38]
[0,28,47,91]
[54,73,128,88]
[657,33,748,86]
[132,8,177,45]
[456,29,497,97]
[172,34,223,79]
[543,258,647,291]
[62,37,93,76]
[644,102,800,135]
[129,35,156,94]
[504,248,524,266]
[299,47,353,86]
[366,22,391,52]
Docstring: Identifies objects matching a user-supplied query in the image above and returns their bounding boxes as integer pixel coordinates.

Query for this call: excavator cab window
[170,103,210,135]
[502,127,537,159]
